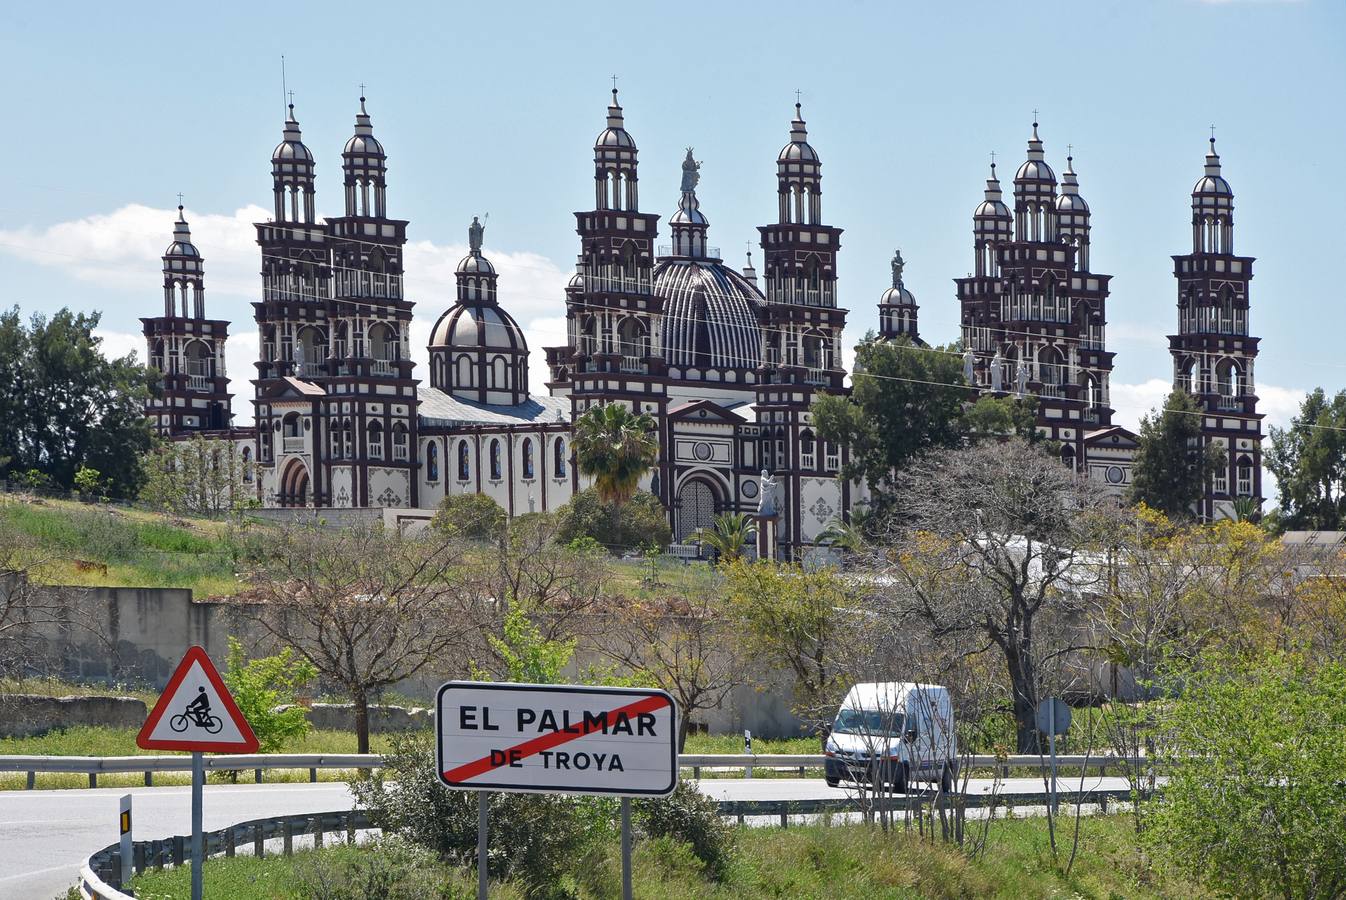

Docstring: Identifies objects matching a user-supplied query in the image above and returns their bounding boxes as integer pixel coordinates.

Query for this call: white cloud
[1109,378,1171,432]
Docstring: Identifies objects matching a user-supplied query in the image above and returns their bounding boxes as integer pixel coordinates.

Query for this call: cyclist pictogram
[169,686,223,734]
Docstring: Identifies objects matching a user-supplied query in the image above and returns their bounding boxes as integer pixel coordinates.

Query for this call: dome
[343,97,384,156]
[456,253,497,275]
[1056,157,1089,212]
[1056,193,1089,212]
[429,303,527,351]
[273,106,315,162]
[1193,174,1232,195]
[655,259,764,371]
[975,198,1012,218]
[1015,159,1056,182]
[778,103,819,161]
[880,285,916,306]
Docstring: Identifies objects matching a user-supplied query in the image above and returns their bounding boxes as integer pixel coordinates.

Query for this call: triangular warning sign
[137,646,259,752]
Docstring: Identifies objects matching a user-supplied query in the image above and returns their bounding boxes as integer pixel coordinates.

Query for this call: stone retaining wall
[0,694,147,738]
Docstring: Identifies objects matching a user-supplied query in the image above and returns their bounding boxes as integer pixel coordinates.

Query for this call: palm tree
[817,507,875,554]
[691,512,758,563]
[572,403,660,506]
[1231,496,1261,524]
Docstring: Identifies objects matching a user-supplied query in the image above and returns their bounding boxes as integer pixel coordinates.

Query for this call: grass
[0,496,260,597]
[0,726,395,791]
[124,816,1207,899]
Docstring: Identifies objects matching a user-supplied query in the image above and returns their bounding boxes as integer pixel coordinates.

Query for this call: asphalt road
[1,775,1133,899]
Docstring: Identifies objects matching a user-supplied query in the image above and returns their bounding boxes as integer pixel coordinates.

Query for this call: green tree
[690,512,756,563]
[138,436,254,516]
[553,487,670,553]
[812,336,1038,507]
[1266,388,1346,531]
[222,636,318,753]
[1150,653,1346,899]
[1128,389,1224,521]
[73,466,103,497]
[572,403,659,506]
[429,492,507,542]
[0,306,155,496]
[482,607,576,684]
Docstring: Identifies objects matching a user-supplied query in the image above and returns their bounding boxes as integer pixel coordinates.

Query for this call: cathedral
[141,90,1265,551]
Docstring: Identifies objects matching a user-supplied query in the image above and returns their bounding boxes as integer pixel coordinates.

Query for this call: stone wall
[0,694,147,738]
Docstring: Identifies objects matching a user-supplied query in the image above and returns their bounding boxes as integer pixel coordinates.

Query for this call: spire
[1060,153,1079,195]
[985,161,1004,201]
[790,101,808,142]
[174,204,191,241]
[354,95,373,136]
[606,87,624,129]
[1026,118,1045,162]
[743,247,758,284]
[1204,136,1222,176]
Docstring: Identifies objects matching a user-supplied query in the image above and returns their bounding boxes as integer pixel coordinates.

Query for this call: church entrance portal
[676,479,718,542]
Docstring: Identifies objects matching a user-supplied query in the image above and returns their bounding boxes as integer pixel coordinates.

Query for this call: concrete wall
[0,694,147,738]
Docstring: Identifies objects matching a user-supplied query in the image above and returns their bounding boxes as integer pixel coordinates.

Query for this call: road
[0,775,1133,899]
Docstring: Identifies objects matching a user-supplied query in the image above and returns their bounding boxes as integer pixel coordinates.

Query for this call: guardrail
[5,752,1153,789]
[77,781,1146,898]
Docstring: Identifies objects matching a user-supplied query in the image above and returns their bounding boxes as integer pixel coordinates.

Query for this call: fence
[4,751,1154,789]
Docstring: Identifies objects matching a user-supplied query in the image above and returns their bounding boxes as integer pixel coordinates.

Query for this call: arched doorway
[280,459,310,508]
[676,479,718,543]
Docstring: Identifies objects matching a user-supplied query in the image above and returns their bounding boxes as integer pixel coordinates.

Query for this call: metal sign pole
[118,794,132,888]
[191,751,204,900]
[477,792,488,900]
[620,797,633,900]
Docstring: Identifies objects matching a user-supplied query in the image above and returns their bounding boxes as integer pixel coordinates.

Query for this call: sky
[1,0,1342,480]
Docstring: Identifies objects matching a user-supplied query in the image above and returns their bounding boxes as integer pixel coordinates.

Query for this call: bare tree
[595,593,743,750]
[871,438,1124,752]
[238,523,478,752]
[0,518,90,685]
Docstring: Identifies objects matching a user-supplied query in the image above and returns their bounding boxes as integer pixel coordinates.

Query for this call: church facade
[141,90,1263,550]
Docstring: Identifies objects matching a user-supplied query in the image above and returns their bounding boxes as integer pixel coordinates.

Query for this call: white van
[822,683,957,792]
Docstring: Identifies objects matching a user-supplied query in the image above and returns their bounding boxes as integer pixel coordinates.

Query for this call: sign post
[137,646,258,900]
[1034,697,1071,814]
[437,682,678,900]
[744,729,753,779]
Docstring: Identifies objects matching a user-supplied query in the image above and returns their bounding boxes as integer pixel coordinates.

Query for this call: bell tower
[142,205,233,433]
[1168,136,1262,520]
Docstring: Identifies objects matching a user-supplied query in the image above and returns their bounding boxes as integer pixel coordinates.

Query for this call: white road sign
[436,682,678,797]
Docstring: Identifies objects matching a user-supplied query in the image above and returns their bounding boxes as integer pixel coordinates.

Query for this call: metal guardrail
[5,752,1154,789]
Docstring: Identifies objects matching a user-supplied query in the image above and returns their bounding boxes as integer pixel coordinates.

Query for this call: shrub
[1148,653,1346,899]
[635,778,735,881]
[73,466,102,496]
[350,732,615,898]
[431,493,506,542]
[222,636,317,752]
[553,488,671,554]
[293,838,458,900]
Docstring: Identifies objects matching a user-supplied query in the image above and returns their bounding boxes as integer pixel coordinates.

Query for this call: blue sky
[1,0,1342,441]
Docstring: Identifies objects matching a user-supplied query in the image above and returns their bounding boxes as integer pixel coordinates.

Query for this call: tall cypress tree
[1128,389,1224,520]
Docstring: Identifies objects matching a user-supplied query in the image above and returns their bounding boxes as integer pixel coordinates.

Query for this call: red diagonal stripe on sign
[443,693,671,783]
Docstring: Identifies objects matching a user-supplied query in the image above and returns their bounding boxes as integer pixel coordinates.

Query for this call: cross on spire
[611,74,618,91]
[177,192,184,207]
[359,82,366,97]
[1210,123,1216,141]
[795,88,802,104]
[1032,107,1039,124]
[1067,143,1073,157]
[287,90,295,107]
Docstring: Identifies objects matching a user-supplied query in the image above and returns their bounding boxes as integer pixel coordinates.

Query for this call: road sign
[437,682,678,797]
[1035,697,1071,736]
[137,645,258,753]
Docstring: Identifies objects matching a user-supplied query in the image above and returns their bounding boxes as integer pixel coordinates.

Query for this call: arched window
[554,437,567,477]
[427,441,439,482]
[391,423,408,461]
[343,419,354,458]
[368,420,384,459]
[490,439,502,481]
[800,429,816,469]
[492,356,506,390]
[1237,456,1254,496]
[241,446,253,483]
[458,441,470,481]
[456,355,473,388]
[522,438,534,479]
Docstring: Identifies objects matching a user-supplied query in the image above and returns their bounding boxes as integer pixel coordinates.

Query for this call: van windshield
[832,709,905,737]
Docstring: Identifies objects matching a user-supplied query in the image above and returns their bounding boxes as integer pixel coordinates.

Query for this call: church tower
[142,206,233,434]
[876,249,922,344]
[1168,137,1262,520]
[754,102,850,556]
[955,122,1114,469]
[252,97,418,509]
[546,88,664,418]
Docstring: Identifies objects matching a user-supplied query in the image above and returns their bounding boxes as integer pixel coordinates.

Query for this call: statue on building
[963,347,975,384]
[469,215,484,252]
[680,148,701,193]
[991,350,1004,392]
[757,468,778,518]
[1015,357,1029,398]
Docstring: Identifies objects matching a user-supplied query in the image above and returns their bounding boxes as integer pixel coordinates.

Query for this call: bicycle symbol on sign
[169,686,223,734]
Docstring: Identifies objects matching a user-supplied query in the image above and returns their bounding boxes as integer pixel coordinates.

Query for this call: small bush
[553,488,671,554]
[351,732,615,898]
[222,636,317,752]
[431,493,506,542]
[635,778,735,881]
[293,837,459,900]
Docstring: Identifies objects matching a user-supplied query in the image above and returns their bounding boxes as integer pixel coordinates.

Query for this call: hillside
[0,495,256,597]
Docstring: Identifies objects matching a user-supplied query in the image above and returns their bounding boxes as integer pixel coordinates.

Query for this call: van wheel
[893,763,909,795]
[940,763,955,793]
[825,775,839,788]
